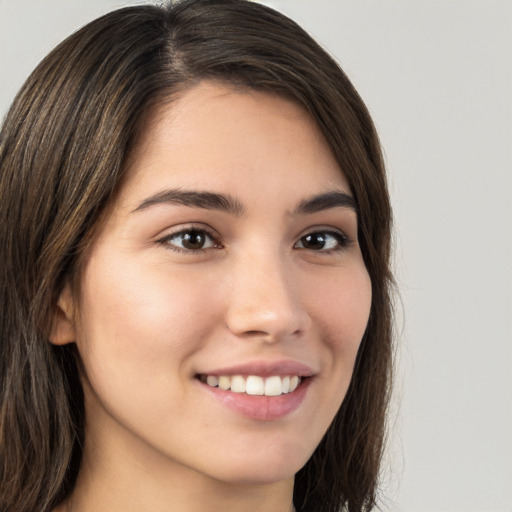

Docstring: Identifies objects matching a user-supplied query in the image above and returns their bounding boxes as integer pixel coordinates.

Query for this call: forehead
[120,80,349,208]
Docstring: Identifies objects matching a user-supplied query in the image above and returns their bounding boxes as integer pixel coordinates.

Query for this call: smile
[199,374,302,396]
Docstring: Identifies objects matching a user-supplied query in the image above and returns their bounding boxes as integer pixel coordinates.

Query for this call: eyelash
[157,226,221,254]
[157,226,353,255]
[294,231,352,252]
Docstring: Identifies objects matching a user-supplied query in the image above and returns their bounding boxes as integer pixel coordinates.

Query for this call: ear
[49,284,76,345]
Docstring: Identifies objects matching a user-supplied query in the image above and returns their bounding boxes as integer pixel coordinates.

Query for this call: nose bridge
[225,245,309,341]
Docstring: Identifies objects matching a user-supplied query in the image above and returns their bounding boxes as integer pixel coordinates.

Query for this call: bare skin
[52,81,371,512]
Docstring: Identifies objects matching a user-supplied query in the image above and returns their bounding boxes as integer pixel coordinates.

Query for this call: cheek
[75,252,222,377]
[294,263,371,445]
[314,263,371,337]
[308,262,372,370]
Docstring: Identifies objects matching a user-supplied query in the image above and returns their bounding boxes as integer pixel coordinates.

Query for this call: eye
[159,228,220,253]
[294,231,350,251]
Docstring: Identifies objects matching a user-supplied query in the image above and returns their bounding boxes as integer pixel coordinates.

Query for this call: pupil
[303,233,326,249]
[182,231,205,249]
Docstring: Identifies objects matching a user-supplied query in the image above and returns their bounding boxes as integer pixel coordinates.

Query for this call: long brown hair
[0,1,393,511]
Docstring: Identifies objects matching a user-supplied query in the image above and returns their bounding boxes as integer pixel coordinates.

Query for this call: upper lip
[197,359,316,378]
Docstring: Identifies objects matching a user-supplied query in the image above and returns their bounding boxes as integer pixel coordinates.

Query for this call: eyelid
[154,223,354,255]
[294,227,353,251]
[156,224,222,253]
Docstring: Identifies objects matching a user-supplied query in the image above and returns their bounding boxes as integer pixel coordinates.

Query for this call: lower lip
[198,378,312,421]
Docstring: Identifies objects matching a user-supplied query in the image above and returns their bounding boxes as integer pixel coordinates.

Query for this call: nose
[225,250,311,343]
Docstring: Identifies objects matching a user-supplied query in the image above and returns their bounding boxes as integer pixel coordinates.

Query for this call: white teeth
[218,376,230,390]
[245,376,264,395]
[282,376,291,393]
[201,374,303,396]
[230,375,246,393]
[206,375,219,387]
[264,375,282,396]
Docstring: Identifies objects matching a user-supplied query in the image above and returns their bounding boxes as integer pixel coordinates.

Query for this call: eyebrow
[132,189,246,216]
[132,188,357,216]
[294,190,357,215]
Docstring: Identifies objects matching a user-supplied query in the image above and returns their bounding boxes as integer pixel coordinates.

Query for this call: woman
[0,1,393,511]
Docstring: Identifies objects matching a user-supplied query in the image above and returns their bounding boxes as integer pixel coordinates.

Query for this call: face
[60,81,371,487]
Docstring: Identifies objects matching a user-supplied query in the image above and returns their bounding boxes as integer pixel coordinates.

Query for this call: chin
[203,451,308,487]
[214,469,296,487]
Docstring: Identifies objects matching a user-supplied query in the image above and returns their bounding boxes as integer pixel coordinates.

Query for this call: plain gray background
[1,1,511,511]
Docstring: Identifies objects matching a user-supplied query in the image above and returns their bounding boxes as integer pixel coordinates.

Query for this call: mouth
[195,371,313,421]
[197,374,304,397]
